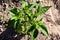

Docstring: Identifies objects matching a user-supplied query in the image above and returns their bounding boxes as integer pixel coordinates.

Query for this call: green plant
[8,1,51,40]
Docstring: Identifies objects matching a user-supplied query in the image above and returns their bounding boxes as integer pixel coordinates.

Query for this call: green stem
[31,35,34,40]
[31,29,35,40]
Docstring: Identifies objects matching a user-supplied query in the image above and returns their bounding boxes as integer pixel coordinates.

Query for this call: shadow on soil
[0,20,25,40]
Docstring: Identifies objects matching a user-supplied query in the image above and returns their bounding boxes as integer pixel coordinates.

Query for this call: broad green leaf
[38,6,51,13]
[35,6,51,16]
[32,29,38,40]
[33,29,38,38]
[36,15,42,21]
[27,25,36,32]
[39,24,48,36]
[35,6,42,16]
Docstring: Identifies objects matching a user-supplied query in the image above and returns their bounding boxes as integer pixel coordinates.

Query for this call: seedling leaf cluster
[8,1,51,40]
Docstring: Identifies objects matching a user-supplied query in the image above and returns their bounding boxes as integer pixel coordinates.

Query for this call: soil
[0,0,60,40]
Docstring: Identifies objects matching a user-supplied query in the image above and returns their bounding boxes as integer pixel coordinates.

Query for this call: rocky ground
[0,0,60,40]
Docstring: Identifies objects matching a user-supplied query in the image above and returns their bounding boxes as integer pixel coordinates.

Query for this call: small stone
[0,25,2,28]
[0,28,4,32]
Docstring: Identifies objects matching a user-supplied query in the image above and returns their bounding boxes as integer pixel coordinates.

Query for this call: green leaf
[36,15,42,21]
[35,6,51,16]
[17,9,24,18]
[11,16,18,20]
[21,1,28,8]
[33,29,38,38]
[27,25,36,32]
[8,8,18,16]
[26,10,33,20]
[27,10,32,16]
[8,19,16,27]
[29,2,37,8]
[15,19,21,33]
[38,0,43,1]
[39,24,48,36]
[32,29,38,40]
[28,2,39,9]
[41,6,51,13]
[23,10,33,20]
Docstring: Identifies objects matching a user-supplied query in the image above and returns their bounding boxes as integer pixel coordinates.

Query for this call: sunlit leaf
[11,16,18,20]
[23,10,33,20]
[21,1,28,8]
[36,15,42,21]
[41,6,51,13]
[35,6,51,16]
[39,24,48,36]
[39,0,43,1]
[28,2,39,8]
